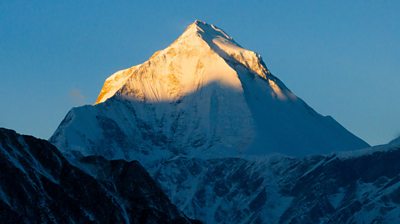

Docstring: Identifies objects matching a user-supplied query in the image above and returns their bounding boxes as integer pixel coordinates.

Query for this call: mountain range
[2,20,399,223]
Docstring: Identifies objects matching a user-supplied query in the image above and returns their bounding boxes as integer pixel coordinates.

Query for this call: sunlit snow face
[52,20,369,162]
[95,20,291,105]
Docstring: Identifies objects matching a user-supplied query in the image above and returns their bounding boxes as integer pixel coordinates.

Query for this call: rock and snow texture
[150,142,400,224]
[51,20,368,162]
[0,128,196,224]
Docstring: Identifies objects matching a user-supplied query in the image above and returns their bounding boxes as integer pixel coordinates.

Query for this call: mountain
[390,136,400,145]
[0,128,197,224]
[50,20,368,163]
[55,133,400,223]
[149,141,400,223]
[47,20,387,223]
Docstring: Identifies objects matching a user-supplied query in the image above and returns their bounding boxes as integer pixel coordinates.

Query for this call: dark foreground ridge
[0,127,198,224]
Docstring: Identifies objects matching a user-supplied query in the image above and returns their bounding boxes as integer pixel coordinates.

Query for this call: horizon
[1,1,399,145]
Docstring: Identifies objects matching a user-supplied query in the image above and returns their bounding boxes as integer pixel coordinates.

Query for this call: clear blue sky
[1,0,399,145]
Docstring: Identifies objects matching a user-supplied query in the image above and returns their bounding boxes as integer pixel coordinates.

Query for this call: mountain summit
[96,20,275,104]
[51,20,368,161]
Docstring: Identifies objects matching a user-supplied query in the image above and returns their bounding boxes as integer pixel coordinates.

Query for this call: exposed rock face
[150,144,400,223]
[0,128,197,224]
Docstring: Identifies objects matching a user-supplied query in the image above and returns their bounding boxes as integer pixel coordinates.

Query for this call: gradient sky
[1,0,399,145]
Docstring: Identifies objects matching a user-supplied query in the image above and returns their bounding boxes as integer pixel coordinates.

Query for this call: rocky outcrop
[0,128,197,224]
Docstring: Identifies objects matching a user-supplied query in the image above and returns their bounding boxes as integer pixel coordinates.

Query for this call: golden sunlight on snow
[268,79,287,100]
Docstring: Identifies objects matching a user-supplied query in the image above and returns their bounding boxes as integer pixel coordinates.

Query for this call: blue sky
[0,0,399,145]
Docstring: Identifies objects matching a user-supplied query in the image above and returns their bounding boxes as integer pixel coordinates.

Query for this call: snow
[47,22,376,223]
[150,155,297,224]
[16,136,60,184]
[52,20,369,162]
[96,65,141,104]
[328,188,345,209]
[335,143,395,160]
[48,19,394,223]
[0,135,29,174]
[389,136,400,146]
[0,135,60,185]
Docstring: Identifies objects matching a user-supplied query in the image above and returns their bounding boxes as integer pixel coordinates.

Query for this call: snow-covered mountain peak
[179,20,235,43]
[178,20,270,79]
[54,21,369,161]
[96,20,272,104]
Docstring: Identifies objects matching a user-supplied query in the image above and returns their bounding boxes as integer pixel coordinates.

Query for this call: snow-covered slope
[51,20,368,162]
[390,136,400,146]
[149,141,400,224]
